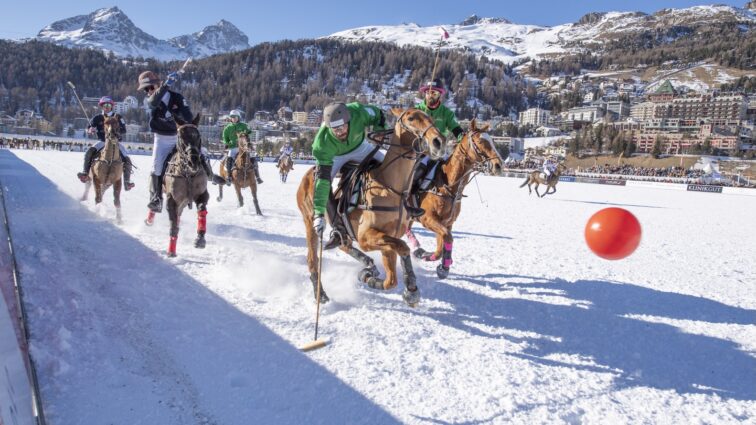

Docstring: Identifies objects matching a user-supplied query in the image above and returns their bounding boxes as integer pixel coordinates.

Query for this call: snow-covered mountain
[36,7,249,61]
[328,5,756,64]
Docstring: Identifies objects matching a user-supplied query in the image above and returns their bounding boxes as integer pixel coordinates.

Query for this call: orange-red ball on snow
[584,207,641,260]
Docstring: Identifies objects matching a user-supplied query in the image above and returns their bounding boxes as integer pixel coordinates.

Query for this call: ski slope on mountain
[1,149,754,424]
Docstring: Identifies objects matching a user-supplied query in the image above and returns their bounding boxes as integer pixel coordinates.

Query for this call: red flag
[440,27,449,39]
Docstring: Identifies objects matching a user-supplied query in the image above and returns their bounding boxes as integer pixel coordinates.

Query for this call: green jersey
[415,101,461,139]
[222,122,252,149]
[312,102,385,215]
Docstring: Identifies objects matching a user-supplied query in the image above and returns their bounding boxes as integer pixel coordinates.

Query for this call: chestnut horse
[162,114,210,257]
[406,120,504,278]
[296,107,446,306]
[81,116,125,223]
[520,162,566,197]
[217,132,262,214]
[278,154,294,183]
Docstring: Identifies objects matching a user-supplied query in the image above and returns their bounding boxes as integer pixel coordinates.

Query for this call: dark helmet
[323,103,350,128]
[137,71,161,90]
[419,78,447,95]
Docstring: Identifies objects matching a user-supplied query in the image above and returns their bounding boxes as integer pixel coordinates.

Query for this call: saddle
[333,146,382,240]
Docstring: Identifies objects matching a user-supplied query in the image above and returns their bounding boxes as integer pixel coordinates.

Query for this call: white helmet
[229,109,243,119]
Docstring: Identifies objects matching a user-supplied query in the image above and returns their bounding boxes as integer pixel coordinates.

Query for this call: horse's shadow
[412,227,512,241]
[413,272,756,401]
[213,223,307,247]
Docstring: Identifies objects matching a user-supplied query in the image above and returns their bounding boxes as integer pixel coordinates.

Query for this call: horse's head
[103,116,120,141]
[237,131,250,151]
[175,113,202,165]
[460,119,503,175]
[390,107,445,160]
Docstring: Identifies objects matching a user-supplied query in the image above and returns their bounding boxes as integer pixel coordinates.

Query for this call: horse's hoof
[194,236,206,249]
[402,288,420,307]
[317,292,330,304]
[166,251,177,258]
[216,197,221,202]
[436,264,450,279]
[358,266,379,284]
[413,248,427,259]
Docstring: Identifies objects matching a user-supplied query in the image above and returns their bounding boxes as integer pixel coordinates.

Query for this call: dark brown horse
[405,119,503,278]
[520,162,566,197]
[80,116,125,223]
[217,132,262,214]
[296,107,446,306]
[162,114,210,257]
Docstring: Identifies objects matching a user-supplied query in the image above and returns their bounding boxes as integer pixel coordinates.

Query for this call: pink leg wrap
[406,229,420,250]
[443,242,453,268]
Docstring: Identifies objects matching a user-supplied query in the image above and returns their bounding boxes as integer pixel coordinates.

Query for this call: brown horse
[162,114,210,257]
[278,155,294,183]
[296,107,446,306]
[520,162,566,197]
[405,119,504,278]
[217,132,262,214]
[81,116,125,223]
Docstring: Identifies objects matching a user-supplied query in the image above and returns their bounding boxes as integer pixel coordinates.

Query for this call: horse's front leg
[421,214,453,279]
[81,180,92,201]
[535,183,542,198]
[341,244,380,284]
[399,254,420,307]
[249,182,262,215]
[194,191,209,249]
[114,178,122,224]
[217,181,223,202]
[358,228,410,291]
[233,181,244,208]
[94,178,103,204]
[166,197,179,257]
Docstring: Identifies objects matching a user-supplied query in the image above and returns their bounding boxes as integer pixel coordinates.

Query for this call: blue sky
[0,0,747,43]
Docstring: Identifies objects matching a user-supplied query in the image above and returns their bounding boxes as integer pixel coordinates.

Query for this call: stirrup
[324,230,347,250]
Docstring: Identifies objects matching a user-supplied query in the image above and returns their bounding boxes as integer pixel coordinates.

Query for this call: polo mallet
[66,81,91,123]
[429,27,449,88]
[300,233,327,352]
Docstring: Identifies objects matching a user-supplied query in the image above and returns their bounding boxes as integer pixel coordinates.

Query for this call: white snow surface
[1,149,755,424]
[328,6,756,64]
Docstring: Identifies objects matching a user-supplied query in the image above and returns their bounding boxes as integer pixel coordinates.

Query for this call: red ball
[584,208,641,260]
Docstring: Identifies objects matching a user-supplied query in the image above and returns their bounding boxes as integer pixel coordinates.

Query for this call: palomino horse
[162,114,210,257]
[278,155,294,183]
[406,119,504,279]
[520,163,566,197]
[81,116,125,223]
[217,132,263,214]
[297,107,446,306]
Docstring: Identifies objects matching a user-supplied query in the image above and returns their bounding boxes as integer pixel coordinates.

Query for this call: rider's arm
[221,125,232,146]
[445,108,463,140]
[117,115,127,135]
[147,85,169,109]
[360,104,386,131]
[312,127,334,217]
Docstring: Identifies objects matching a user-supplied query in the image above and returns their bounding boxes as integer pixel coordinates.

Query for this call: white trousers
[93,141,128,157]
[330,140,385,180]
[151,133,177,175]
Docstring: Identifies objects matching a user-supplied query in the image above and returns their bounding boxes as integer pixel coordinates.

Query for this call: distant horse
[278,154,294,183]
[161,114,210,257]
[80,116,125,223]
[296,107,446,306]
[520,163,566,197]
[217,132,262,214]
[406,119,503,278]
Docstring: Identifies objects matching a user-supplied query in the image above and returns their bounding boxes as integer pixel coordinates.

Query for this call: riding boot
[403,162,426,218]
[123,156,135,190]
[77,147,97,182]
[147,173,164,213]
[225,156,234,186]
[253,160,263,184]
[324,193,349,250]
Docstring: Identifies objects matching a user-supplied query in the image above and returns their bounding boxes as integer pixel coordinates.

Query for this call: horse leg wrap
[346,246,374,269]
[168,236,178,257]
[442,242,453,268]
[406,229,420,250]
[197,210,207,233]
[400,255,417,292]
